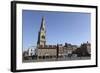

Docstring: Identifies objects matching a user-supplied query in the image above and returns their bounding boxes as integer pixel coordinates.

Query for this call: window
[41,35,45,39]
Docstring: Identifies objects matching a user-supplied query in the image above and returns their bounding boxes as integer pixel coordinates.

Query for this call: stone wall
[37,48,57,57]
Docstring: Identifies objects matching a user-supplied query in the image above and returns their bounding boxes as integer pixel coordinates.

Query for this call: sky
[22,10,91,50]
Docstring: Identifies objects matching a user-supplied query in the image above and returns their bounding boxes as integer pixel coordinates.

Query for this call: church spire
[37,16,46,47]
[40,16,45,32]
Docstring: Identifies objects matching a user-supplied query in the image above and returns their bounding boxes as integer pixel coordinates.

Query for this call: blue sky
[22,10,91,50]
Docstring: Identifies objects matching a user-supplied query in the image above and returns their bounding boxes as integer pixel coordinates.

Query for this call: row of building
[23,42,90,60]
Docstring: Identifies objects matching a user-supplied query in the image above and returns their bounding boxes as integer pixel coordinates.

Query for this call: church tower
[37,16,46,47]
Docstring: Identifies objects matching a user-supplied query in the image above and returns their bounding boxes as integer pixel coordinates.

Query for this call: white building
[27,46,36,56]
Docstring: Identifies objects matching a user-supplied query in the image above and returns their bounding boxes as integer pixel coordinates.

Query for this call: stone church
[36,17,64,59]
